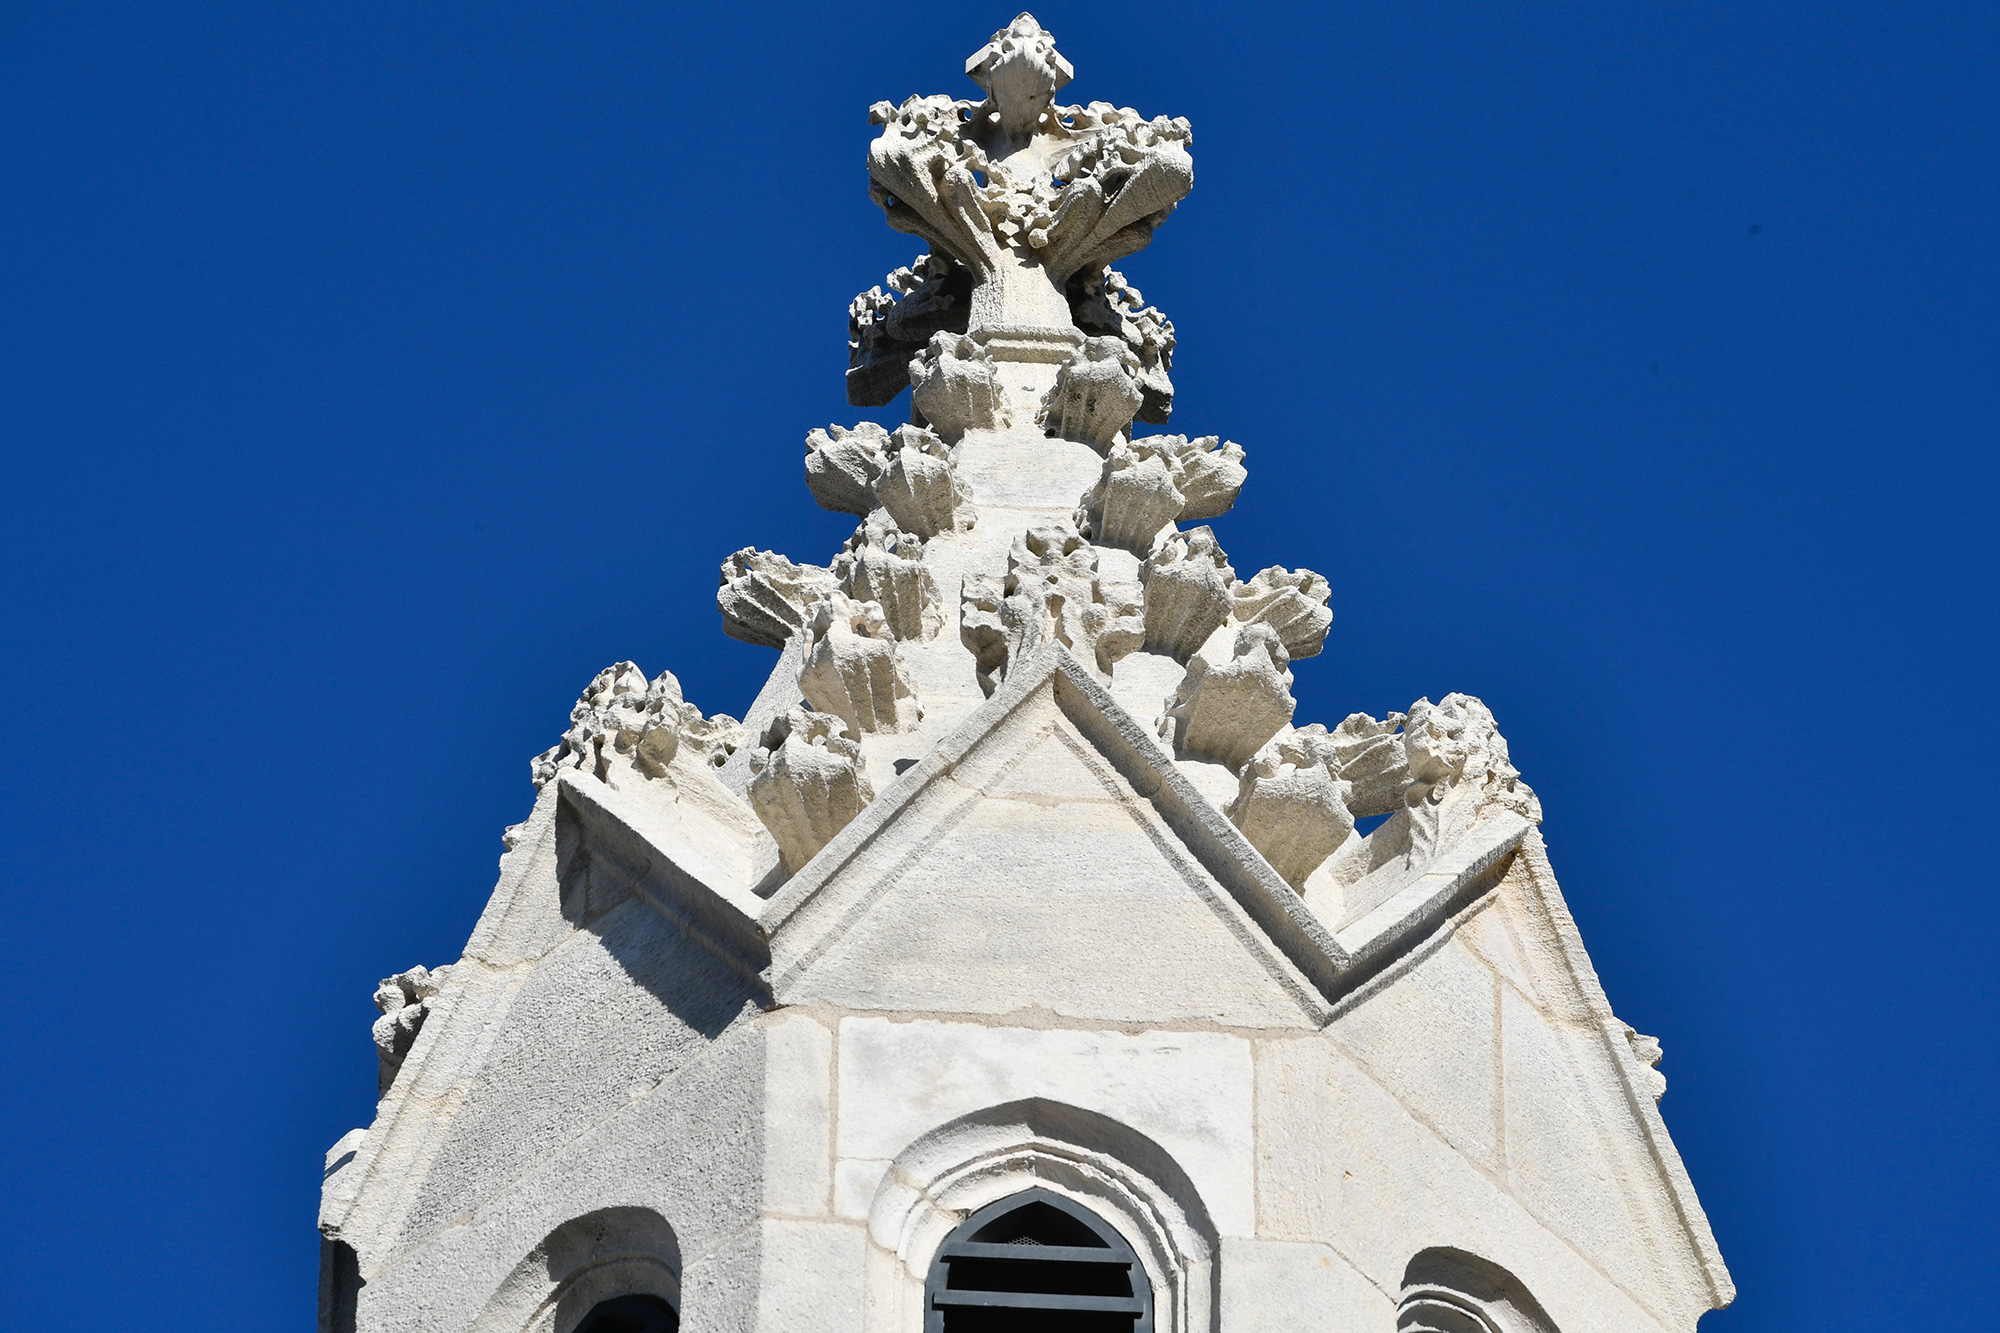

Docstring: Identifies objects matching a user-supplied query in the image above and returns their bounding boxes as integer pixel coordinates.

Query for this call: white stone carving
[832,517,940,641]
[909,333,1007,441]
[804,422,891,516]
[1226,726,1355,889]
[961,523,1143,695]
[1073,435,1248,554]
[847,252,972,407]
[531,662,739,790]
[718,548,838,649]
[796,592,924,737]
[1232,565,1331,660]
[1139,525,1236,660]
[1624,1023,1668,1102]
[372,965,448,1096]
[1161,622,1297,770]
[866,15,1192,362]
[1038,336,1143,449]
[1071,267,1176,424]
[747,708,875,875]
[876,423,975,538]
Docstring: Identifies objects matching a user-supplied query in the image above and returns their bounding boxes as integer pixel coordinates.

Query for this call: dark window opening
[926,1188,1152,1333]
[575,1293,678,1333]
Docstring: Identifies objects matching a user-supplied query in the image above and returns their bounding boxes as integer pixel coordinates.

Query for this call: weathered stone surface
[831,518,940,641]
[909,333,1005,441]
[847,252,972,407]
[717,548,837,649]
[1227,726,1355,889]
[874,423,973,538]
[1070,267,1177,424]
[531,662,738,791]
[1074,434,1246,553]
[371,965,447,1096]
[804,422,890,516]
[1162,622,1297,770]
[747,708,874,876]
[1140,525,1236,660]
[796,592,923,737]
[1232,564,1331,660]
[1038,336,1143,449]
[960,523,1143,694]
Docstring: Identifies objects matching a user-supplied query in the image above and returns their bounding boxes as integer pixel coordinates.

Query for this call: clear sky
[2,3,1993,1328]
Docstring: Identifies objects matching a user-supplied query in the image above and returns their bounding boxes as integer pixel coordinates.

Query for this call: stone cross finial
[866,12,1193,370]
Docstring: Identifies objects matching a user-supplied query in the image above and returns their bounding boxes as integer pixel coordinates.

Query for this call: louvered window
[925,1188,1152,1333]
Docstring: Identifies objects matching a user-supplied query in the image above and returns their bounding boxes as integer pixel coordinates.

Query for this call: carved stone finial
[848,253,973,407]
[910,333,1007,442]
[1161,622,1297,770]
[1039,337,1143,449]
[1140,525,1236,660]
[1226,726,1356,889]
[961,523,1143,695]
[747,708,875,875]
[866,20,1192,363]
[876,423,975,537]
[796,592,924,737]
[804,422,891,516]
[1070,268,1176,423]
[833,517,941,641]
[1231,565,1331,660]
[532,663,718,790]
[717,548,838,649]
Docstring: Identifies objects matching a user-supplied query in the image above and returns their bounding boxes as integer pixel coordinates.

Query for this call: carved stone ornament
[876,423,975,538]
[1139,525,1236,660]
[717,548,838,649]
[372,965,448,1096]
[1226,726,1357,890]
[1161,622,1297,770]
[747,708,875,875]
[1038,336,1143,449]
[1231,564,1331,660]
[1073,434,1247,554]
[910,333,1007,442]
[848,251,973,407]
[531,662,737,791]
[804,422,891,516]
[867,14,1192,363]
[832,516,941,641]
[796,591,924,736]
[961,523,1143,695]
[1069,267,1176,423]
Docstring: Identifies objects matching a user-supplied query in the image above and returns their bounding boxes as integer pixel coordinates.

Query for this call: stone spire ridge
[853,12,1193,401]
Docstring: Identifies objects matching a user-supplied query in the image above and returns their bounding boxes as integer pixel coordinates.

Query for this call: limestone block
[960,523,1143,694]
[804,422,890,516]
[796,592,923,737]
[1218,1237,1391,1333]
[1070,267,1177,425]
[909,333,1005,442]
[748,709,875,875]
[1231,565,1331,660]
[532,662,734,790]
[1227,726,1355,890]
[758,1219,866,1333]
[874,424,973,539]
[763,1015,834,1214]
[1162,623,1296,770]
[831,518,940,641]
[370,964,448,1096]
[718,548,838,649]
[1038,336,1143,450]
[1140,525,1236,660]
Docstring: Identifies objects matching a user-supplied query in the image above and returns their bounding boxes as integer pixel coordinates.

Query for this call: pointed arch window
[925,1187,1152,1332]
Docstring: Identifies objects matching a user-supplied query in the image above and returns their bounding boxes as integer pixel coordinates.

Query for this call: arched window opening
[573,1294,678,1333]
[1398,1247,1558,1333]
[926,1187,1153,1333]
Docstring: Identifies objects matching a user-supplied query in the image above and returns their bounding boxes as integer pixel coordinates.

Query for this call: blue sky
[2,3,1993,1327]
